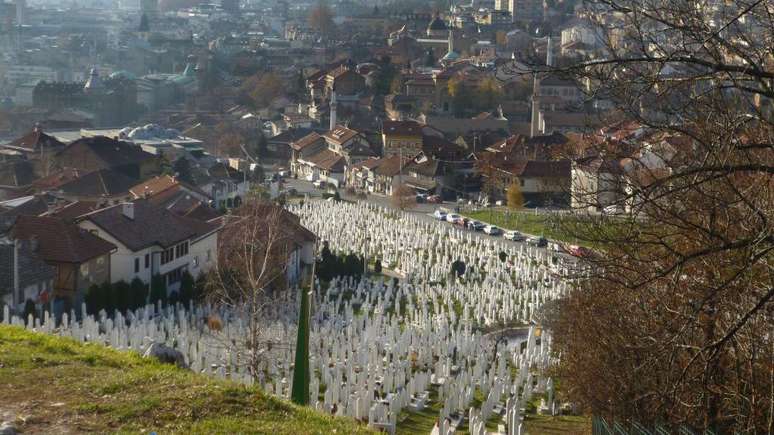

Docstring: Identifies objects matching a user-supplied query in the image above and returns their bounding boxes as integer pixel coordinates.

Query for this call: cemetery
[1,200,579,434]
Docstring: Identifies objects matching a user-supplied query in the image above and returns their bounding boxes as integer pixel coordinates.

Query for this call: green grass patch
[0,325,372,434]
[463,209,629,248]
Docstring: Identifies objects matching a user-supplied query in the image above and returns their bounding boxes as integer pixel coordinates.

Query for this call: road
[281,177,572,260]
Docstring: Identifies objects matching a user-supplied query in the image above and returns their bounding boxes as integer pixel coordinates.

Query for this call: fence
[593,416,717,435]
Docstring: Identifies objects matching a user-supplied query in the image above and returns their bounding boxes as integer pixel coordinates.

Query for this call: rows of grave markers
[2,201,570,434]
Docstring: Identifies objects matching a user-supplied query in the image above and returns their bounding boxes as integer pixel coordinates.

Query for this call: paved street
[281,177,572,260]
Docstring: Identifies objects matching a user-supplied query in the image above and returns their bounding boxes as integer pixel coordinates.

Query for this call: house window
[161,247,174,265]
[165,266,187,286]
[206,249,211,261]
[134,258,140,273]
[520,179,525,187]
[193,256,199,267]
[175,241,189,258]
[145,254,150,268]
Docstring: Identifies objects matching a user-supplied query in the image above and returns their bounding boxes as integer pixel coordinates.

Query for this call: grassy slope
[0,325,372,435]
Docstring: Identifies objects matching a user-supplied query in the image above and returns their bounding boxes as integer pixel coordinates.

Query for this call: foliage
[22,299,36,320]
[477,77,503,110]
[173,157,194,184]
[150,275,167,307]
[179,271,195,305]
[131,278,148,308]
[450,259,466,277]
[550,0,774,431]
[291,287,310,405]
[307,0,335,38]
[506,182,524,210]
[390,184,416,211]
[316,242,365,282]
[240,73,284,109]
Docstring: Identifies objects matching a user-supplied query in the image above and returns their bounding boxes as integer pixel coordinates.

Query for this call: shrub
[23,299,36,320]
[179,271,195,305]
[130,278,148,310]
[150,275,167,306]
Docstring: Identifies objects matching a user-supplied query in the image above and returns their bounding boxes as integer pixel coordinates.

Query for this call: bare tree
[548,1,774,433]
[308,0,335,39]
[205,200,301,383]
[391,183,416,211]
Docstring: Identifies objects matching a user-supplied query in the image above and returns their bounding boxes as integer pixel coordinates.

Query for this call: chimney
[122,202,134,220]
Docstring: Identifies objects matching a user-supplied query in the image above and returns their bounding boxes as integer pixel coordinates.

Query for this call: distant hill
[0,325,371,434]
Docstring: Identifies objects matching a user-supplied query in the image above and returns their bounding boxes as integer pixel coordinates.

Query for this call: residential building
[10,215,116,311]
[77,200,221,293]
[381,120,423,157]
[54,136,161,180]
[0,236,57,312]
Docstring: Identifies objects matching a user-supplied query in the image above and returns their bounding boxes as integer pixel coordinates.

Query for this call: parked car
[427,195,442,203]
[527,236,548,247]
[445,213,461,223]
[467,220,485,231]
[504,230,526,241]
[433,209,447,220]
[454,217,470,227]
[483,225,502,235]
[548,242,564,253]
[567,245,594,258]
[313,180,326,189]
[416,193,428,203]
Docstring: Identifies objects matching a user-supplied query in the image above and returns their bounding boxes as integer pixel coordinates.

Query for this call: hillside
[0,325,371,434]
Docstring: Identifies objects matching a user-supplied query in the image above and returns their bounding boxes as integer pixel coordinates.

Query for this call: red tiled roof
[49,201,104,221]
[291,132,324,151]
[11,215,116,263]
[382,120,423,136]
[8,129,65,152]
[322,126,360,145]
[129,175,179,198]
[302,149,346,172]
[82,200,220,251]
[31,168,81,190]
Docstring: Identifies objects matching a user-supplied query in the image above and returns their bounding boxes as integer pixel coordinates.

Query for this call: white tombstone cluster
[2,200,569,434]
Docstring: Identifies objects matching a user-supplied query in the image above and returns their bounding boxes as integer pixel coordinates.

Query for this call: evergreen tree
[291,286,311,405]
[451,259,466,277]
[179,271,195,305]
[113,280,131,313]
[138,13,149,32]
[173,157,194,184]
[130,278,148,310]
[23,299,36,321]
[85,284,100,315]
[150,275,167,306]
[100,282,114,314]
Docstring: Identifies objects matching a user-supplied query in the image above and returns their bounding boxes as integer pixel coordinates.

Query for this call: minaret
[329,90,337,131]
[530,72,541,137]
[15,0,25,26]
[496,104,507,121]
[84,67,104,93]
[546,35,554,67]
